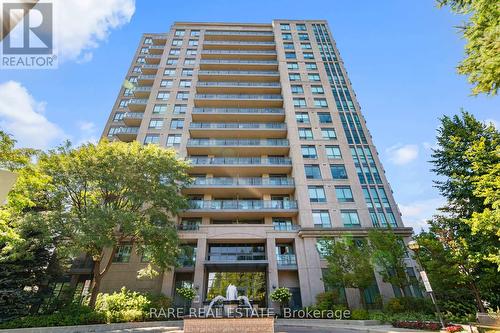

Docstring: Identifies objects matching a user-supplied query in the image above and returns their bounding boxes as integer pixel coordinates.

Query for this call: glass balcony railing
[277,254,297,266]
[192,108,284,115]
[123,112,144,119]
[128,98,148,105]
[133,86,152,92]
[187,139,289,147]
[115,127,139,134]
[188,200,298,210]
[141,64,159,69]
[273,223,300,231]
[190,122,285,129]
[148,45,164,50]
[198,70,279,76]
[200,59,278,65]
[189,156,291,166]
[197,82,281,88]
[204,41,275,45]
[145,54,161,59]
[177,223,200,231]
[195,94,282,100]
[138,74,155,80]
[205,30,274,36]
[191,177,294,186]
[202,50,276,55]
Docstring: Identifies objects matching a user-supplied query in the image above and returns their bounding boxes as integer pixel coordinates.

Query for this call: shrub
[370,311,437,323]
[176,287,197,301]
[95,287,151,323]
[386,297,434,314]
[392,320,441,331]
[270,287,292,304]
[314,291,345,311]
[351,309,369,320]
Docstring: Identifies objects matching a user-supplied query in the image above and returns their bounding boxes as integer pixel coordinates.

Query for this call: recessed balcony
[122,112,144,126]
[183,200,298,218]
[188,156,292,176]
[204,30,274,41]
[144,54,161,64]
[196,81,281,94]
[189,122,287,138]
[194,94,283,107]
[127,98,148,111]
[114,127,139,142]
[186,138,289,155]
[137,74,155,85]
[132,86,152,98]
[148,45,165,54]
[183,177,295,196]
[201,50,277,60]
[277,254,298,270]
[151,33,167,45]
[191,108,285,122]
[140,64,159,74]
[198,70,279,82]
[203,40,276,50]
[199,59,278,70]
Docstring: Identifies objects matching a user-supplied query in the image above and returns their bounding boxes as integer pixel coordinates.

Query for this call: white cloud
[399,197,446,231]
[76,121,98,146]
[0,81,65,149]
[55,0,135,62]
[386,144,419,165]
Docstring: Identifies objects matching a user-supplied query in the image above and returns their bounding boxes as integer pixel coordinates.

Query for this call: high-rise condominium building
[95,20,419,309]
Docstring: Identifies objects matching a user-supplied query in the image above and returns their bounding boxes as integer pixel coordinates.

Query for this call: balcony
[189,122,286,138]
[198,70,279,82]
[194,94,283,107]
[148,45,165,54]
[122,112,144,126]
[114,127,139,142]
[127,98,148,111]
[177,223,200,231]
[144,54,161,64]
[204,40,276,50]
[188,156,292,176]
[186,138,289,155]
[204,30,274,41]
[151,33,167,45]
[201,50,277,60]
[191,107,285,122]
[184,177,295,196]
[277,254,297,269]
[199,59,278,70]
[273,223,300,232]
[184,200,298,218]
[132,86,152,98]
[196,81,281,94]
[140,64,159,74]
[137,74,155,85]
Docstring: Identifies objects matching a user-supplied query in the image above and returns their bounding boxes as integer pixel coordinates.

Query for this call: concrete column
[266,237,279,311]
[295,237,324,306]
[193,237,207,307]
[374,269,394,305]
[160,270,175,296]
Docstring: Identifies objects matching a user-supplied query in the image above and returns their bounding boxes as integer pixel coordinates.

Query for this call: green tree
[33,140,191,307]
[368,229,411,297]
[437,0,500,95]
[322,236,375,309]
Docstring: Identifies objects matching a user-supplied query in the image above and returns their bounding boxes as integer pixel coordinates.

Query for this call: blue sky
[0,0,498,230]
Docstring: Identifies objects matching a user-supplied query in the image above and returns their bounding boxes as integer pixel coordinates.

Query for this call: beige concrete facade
[98,20,418,309]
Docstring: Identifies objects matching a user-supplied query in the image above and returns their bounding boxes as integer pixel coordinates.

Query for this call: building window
[160,79,173,87]
[180,80,192,88]
[305,164,321,179]
[144,37,152,44]
[174,104,187,114]
[318,112,332,123]
[132,66,141,73]
[190,30,200,36]
[181,69,193,77]
[305,62,318,70]
[303,52,314,59]
[289,73,300,81]
[298,33,309,40]
[293,98,306,108]
[108,127,119,135]
[311,85,324,94]
[273,218,294,231]
[166,58,178,65]
[301,145,317,159]
[308,186,326,203]
[314,98,328,108]
[326,145,342,159]
[336,186,354,202]
[308,74,321,81]
[341,210,361,227]
[170,118,184,129]
[295,112,310,124]
[331,164,348,179]
[284,43,295,50]
[188,40,198,46]
[169,49,180,55]
[280,23,290,31]
[313,210,331,228]
[129,76,138,84]
[123,88,133,97]
[184,59,195,65]
[113,244,132,263]
[282,33,292,40]
[119,99,129,108]
[186,49,197,56]
[174,30,185,36]
[298,128,313,140]
[177,91,189,100]
[287,62,299,70]
[296,24,307,31]
[157,92,170,100]
[321,128,337,140]
[172,39,183,46]
[153,104,167,114]
[291,85,304,94]
[166,134,181,146]
[113,112,124,121]
[149,119,164,129]
[285,52,297,59]
[144,134,160,144]
[164,69,175,76]
[301,43,312,49]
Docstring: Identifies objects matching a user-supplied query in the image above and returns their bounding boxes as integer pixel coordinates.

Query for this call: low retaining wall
[184,317,274,333]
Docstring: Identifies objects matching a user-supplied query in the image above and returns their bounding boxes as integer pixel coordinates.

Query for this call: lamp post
[407,240,446,329]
